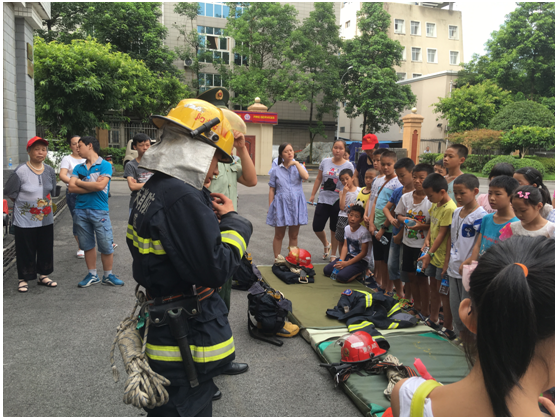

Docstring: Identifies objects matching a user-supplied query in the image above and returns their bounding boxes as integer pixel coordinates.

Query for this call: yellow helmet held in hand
[151,99,235,163]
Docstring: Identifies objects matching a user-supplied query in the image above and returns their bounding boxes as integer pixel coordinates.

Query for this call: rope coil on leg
[110,285,171,409]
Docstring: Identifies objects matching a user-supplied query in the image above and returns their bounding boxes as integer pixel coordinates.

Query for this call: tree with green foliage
[292,3,343,162]
[216,2,303,109]
[37,2,179,75]
[433,81,513,133]
[341,3,416,136]
[455,3,555,100]
[501,126,555,158]
[34,37,189,138]
[489,101,555,132]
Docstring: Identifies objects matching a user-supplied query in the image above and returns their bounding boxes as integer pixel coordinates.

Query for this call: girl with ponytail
[514,167,553,218]
[391,236,555,417]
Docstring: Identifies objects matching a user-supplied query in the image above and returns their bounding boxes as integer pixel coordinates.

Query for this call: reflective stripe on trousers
[145,336,235,363]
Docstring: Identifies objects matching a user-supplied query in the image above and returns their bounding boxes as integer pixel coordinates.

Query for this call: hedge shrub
[99,147,126,165]
[537,157,555,174]
[419,153,443,165]
[481,155,546,177]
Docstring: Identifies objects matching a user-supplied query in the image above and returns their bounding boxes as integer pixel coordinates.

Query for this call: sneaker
[78,273,100,288]
[398,298,412,309]
[76,250,85,259]
[102,273,124,287]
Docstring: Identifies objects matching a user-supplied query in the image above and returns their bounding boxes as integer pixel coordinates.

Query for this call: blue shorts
[74,209,114,254]
[424,263,444,281]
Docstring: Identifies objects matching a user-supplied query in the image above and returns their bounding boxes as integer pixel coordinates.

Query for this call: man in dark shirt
[354,133,379,187]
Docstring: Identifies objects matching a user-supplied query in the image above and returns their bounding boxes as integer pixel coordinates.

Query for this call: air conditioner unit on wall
[184,58,193,67]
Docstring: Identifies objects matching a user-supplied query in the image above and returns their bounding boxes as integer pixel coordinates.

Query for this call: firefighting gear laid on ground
[272,252,316,284]
[326,289,417,351]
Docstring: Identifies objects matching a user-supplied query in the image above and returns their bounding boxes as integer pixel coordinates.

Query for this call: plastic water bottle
[404,219,417,227]
[8,158,12,169]
[416,247,429,273]
[330,260,342,280]
[374,231,389,245]
[439,277,450,295]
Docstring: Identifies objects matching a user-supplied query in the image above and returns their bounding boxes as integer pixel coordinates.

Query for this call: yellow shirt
[429,199,457,268]
[355,188,372,226]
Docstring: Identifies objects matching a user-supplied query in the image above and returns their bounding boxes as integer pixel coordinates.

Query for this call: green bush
[481,155,546,177]
[537,157,555,174]
[418,153,443,165]
[463,154,496,172]
[99,147,126,165]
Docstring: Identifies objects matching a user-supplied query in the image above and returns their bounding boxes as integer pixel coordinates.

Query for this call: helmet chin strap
[139,125,216,190]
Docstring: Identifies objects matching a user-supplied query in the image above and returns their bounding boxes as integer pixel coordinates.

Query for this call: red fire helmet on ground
[339,332,387,364]
[285,247,313,269]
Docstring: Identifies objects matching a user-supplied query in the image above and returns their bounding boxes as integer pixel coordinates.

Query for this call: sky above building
[455,1,518,61]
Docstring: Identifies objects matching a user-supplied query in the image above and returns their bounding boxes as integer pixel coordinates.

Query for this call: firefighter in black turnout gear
[127,99,252,417]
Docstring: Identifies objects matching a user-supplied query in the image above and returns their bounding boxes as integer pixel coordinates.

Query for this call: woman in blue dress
[267,143,309,259]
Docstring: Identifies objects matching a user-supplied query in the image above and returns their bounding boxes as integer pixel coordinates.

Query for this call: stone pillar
[245,98,273,175]
[401,108,425,163]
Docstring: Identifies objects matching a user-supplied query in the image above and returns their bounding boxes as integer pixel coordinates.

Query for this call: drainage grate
[3,195,67,271]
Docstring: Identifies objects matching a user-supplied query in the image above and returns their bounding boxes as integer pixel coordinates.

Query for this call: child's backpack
[247,281,298,346]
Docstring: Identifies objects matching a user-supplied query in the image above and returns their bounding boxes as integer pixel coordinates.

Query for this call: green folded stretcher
[257,264,470,417]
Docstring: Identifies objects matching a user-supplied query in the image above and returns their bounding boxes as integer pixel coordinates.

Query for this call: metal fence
[107,122,161,148]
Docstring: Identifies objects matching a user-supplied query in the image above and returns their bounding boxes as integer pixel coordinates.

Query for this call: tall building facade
[161,2,342,150]
[338,2,463,142]
[3,2,51,170]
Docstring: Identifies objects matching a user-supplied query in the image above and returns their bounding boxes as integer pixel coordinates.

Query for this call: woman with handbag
[4,136,58,292]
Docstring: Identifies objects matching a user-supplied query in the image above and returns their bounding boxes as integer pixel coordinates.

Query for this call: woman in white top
[59,135,86,258]
[390,236,555,417]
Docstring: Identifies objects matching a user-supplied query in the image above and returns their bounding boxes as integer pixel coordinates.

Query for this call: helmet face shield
[152,99,235,163]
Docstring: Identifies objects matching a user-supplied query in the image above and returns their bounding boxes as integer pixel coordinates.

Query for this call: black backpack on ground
[247,281,292,346]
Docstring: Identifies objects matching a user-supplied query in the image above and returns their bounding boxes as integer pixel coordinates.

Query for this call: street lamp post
[336,66,353,142]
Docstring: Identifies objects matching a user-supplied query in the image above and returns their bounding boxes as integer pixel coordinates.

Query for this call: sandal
[38,276,57,288]
[18,280,28,293]
[322,243,331,260]
[424,317,441,331]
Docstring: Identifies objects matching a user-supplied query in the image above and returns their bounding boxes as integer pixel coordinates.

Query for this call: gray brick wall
[15,17,36,164]
[3,3,18,168]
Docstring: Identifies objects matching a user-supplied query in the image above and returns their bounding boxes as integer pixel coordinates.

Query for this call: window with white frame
[411,47,422,61]
[450,51,460,65]
[345,21,350,28]
[427,48,438,63]
[397,72,407,81]
[197,2,233,18]
[394,19,405,34]
[426,22,436,37]
[197,26,230,65]
[402,46,406,61]
[449,25,459,39]
[198,73,224,93]
[412,73,422,78]
[410,21,421,35]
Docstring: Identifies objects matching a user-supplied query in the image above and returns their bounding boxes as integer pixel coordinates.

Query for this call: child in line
[419,174,457,331]
[365,148,388,221]
[355,169,377,226]
[383,157,415,299]
[323,205,370,283]
[460,175,520,271]
[337,169,361,255]
[514,166,553,218]
[445,174,487,338]
[369,150,402,293]
[395,163,433,318]
[123,133,154,216]
[477,163,514,214]
[391,236,555,417]
[443,144,467,204]
[433,159,447,176]
[500,185,555,239]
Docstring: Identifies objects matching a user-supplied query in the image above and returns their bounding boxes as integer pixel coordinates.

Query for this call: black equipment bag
[247,281,292,346]
[232,254,262,290]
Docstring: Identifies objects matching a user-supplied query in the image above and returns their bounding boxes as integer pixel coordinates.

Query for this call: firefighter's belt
[142,294,201,327]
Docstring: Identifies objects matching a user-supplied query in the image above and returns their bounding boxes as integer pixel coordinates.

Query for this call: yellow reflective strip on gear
[127,224,166,255]
[354,290,373,308]
[145,337,235,363]
[373,335,385,340]
[221,230,246,258]
[387,303,402,317]
[388,322,400,329]
[347,321,373,332]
